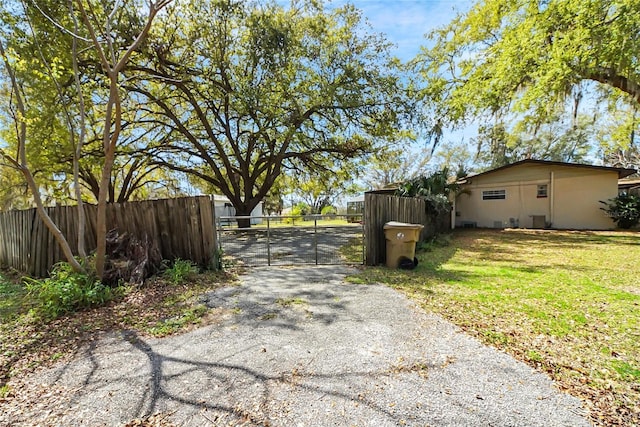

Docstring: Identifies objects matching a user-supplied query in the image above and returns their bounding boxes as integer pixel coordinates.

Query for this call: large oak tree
[127,0,407,226]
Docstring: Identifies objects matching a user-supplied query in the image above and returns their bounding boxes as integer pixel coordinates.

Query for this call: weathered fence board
[0,196,217,277]
[364,193,451,266]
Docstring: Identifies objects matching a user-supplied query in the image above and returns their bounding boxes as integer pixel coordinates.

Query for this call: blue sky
[326,1,478,167]
[328,0,474,62]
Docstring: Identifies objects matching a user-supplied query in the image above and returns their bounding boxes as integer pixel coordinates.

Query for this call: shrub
[600,194,640,229]
[284,202,311,224]
[320,205,337,216]
[291,202,311,216]
[24,263,115,319]
[163,258,199,285]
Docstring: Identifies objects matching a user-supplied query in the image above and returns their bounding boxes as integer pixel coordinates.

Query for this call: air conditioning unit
[532,215,546,229]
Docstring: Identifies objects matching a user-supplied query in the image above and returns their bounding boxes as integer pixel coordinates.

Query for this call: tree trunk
[94,162,112,278]
[236,217,252,228]
[70,7,87,261]
[234,205,254,228]
[94,75,121,279]
[23,168,84,273]
[0,38,84,273]
[76,0,170,279]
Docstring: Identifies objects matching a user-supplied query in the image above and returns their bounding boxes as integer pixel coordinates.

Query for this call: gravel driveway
[4,266,589,426]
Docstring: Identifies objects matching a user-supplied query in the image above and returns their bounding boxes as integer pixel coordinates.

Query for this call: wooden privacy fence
[0,195,217,277]
[364,193,451,266]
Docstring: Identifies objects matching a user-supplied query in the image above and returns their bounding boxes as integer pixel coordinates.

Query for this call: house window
[537,185,548,198]
[482,190,506,200]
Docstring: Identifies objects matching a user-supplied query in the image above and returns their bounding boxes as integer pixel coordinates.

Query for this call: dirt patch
[0,270,234,389]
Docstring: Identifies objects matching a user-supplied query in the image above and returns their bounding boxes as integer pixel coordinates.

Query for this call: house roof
[618,178,640,189]
[460,159,637,182]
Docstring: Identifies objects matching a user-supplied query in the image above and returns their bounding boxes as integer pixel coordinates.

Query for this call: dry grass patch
[351,229,640,426]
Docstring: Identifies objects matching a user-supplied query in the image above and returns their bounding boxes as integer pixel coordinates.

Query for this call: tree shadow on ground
[451,228,640,275]
[31,266,441,425]
[112,329,413,425]
[459,228,640,249]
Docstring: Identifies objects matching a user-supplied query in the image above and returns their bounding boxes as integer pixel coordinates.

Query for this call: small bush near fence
[24,262,119,320]
[163,259,199,285]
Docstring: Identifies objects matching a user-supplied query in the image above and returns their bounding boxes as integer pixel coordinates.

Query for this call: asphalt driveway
[3,266,590,426]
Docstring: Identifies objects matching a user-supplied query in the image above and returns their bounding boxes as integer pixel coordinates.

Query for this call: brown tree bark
[587,68,640,105]
[76,0,172,279]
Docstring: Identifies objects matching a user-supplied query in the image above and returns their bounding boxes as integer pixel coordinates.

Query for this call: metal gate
[217,214,364,266]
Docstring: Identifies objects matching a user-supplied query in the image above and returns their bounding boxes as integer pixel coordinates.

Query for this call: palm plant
[395,168,460,215]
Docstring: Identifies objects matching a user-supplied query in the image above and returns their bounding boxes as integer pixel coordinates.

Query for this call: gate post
[314,217,318,265]
[267,216,271,266]
[361,217,365,264]
[216,216,222,252]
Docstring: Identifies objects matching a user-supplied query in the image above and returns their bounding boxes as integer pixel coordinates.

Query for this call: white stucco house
[454,160,636,230]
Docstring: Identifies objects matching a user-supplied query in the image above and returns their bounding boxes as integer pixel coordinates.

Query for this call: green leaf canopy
[126,0,407,219]
[417,0,640,127]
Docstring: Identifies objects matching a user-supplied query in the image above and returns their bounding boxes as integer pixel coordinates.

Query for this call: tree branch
[586,68,640,105]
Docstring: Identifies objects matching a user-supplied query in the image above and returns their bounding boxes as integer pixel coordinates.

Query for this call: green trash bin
[383,221,424,268]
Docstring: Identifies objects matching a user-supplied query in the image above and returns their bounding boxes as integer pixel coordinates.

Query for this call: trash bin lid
[383,221,425,230]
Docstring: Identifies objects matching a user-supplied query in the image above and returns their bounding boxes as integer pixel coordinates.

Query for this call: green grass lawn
[339,235,365,264]
[350,229,640,426]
